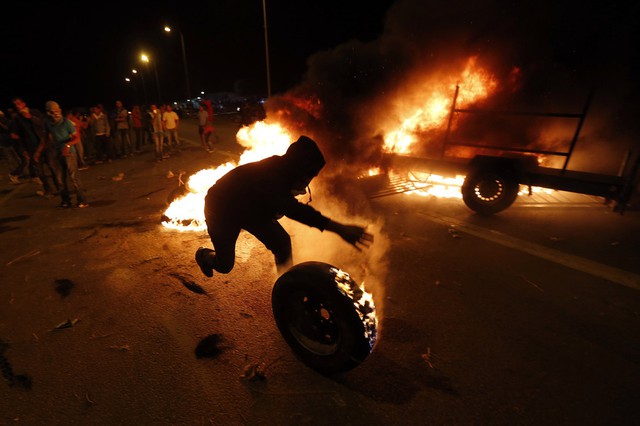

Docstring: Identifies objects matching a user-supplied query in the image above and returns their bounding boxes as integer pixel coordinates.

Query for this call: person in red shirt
[131,105,144,152]
[67,110,89,170]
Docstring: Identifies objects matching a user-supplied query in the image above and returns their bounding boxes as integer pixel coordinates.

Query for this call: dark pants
[55,153,86,205]
[133,127,144,151]
[116,129,132,156]
[36,148,62,195]
[94,134,114,161]
[9,143,28,178]
[205,206,292,274]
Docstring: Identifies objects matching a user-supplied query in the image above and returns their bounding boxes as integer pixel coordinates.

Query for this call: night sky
[1,0,393,110]
[2,0,638,148]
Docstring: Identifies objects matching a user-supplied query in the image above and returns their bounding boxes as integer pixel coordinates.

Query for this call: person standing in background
[162,104,180,152]
[131,105,144,153]
[0,110,22,181]
[10,97,60,197]
[150,104,166,162]
[114,100,132,157]
[67,110,89,170]
[42,100,88,208]
[89,104,112,163]
[198,99,218,152]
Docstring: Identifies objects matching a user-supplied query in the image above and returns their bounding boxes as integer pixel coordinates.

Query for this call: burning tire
[461,168,520,215]
[272,262,377,375]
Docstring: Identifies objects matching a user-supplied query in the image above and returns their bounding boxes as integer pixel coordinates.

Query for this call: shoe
[9,174,21,184]
[59,202,72,209]
[77,202,89,208]
[79,166,89,171]
[195,247,214,277]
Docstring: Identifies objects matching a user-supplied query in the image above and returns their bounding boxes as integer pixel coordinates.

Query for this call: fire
[332,267,377,349]
[383,56,498,154]
[162,56,542,231]
[161,121,294,231]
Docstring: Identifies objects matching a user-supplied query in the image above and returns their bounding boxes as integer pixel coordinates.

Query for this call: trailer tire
[272,262,377,375]
[462,168,519,215]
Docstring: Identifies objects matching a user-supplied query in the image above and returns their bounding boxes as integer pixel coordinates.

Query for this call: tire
[462,168,520,215]
[272,262,377,375]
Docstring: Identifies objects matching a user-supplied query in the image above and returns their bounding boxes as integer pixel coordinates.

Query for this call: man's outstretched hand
[326,221,374,251]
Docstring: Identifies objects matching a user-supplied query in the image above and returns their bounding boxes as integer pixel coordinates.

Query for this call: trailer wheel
[272,262,377,375]
[462,168,519,215]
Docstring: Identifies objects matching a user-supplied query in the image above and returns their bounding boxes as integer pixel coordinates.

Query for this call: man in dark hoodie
[195,135,373,277]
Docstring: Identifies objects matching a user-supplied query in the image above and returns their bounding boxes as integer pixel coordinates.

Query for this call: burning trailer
[364,86,640,215]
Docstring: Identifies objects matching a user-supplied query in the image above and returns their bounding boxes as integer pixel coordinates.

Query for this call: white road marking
[420,212,640,291]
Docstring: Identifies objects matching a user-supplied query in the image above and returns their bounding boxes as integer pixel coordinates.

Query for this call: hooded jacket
[205,135,330,230]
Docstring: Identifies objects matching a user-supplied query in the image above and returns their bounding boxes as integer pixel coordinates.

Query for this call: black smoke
[265,0,639,175]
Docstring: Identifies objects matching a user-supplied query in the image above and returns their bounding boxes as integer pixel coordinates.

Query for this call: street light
[132,68,148,105]
[164,25,191,102]
[140,53,162,103]
[262,0,271,98]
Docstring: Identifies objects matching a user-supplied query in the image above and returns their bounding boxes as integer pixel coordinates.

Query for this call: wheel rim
[473,177,504,202]
[286,291,341,356]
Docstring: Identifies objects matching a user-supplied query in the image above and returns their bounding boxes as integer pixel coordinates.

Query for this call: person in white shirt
[162,105,180,150]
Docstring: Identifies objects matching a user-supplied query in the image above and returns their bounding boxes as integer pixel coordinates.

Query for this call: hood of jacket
[281,135,325,179]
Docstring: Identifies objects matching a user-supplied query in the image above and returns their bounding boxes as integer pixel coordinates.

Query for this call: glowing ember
[162,121,294,231]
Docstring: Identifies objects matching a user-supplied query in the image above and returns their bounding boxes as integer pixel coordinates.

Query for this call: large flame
[383,56,498,154]
[161,121,294,231]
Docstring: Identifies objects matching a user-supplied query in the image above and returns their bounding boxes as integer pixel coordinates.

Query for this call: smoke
[282,179,390,314]
[265,0,638,173]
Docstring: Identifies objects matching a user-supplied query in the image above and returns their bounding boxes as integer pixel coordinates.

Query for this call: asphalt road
[1,115,639,425]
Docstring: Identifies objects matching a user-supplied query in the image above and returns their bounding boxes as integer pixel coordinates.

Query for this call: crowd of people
[0,97,217,209]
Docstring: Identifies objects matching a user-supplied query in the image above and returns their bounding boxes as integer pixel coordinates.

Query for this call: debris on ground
[240,356,282,382]
[421,347,434,368]
[169,273,208,295]
[54,278,75,298]
[520,275,545,292]
[112,172,125,181]
[240,363,266,381]
[448,225,460,238]
[74,392,95,407]
[108,345,130,352]
[52,318,79,331]
[195,334,225,359]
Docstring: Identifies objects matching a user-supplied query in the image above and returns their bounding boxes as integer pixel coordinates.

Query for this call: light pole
[164,26,191,102]
[132,68,148,105]
[262,0,271,98]
[124,77,137,104]
[141,53,162,103]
